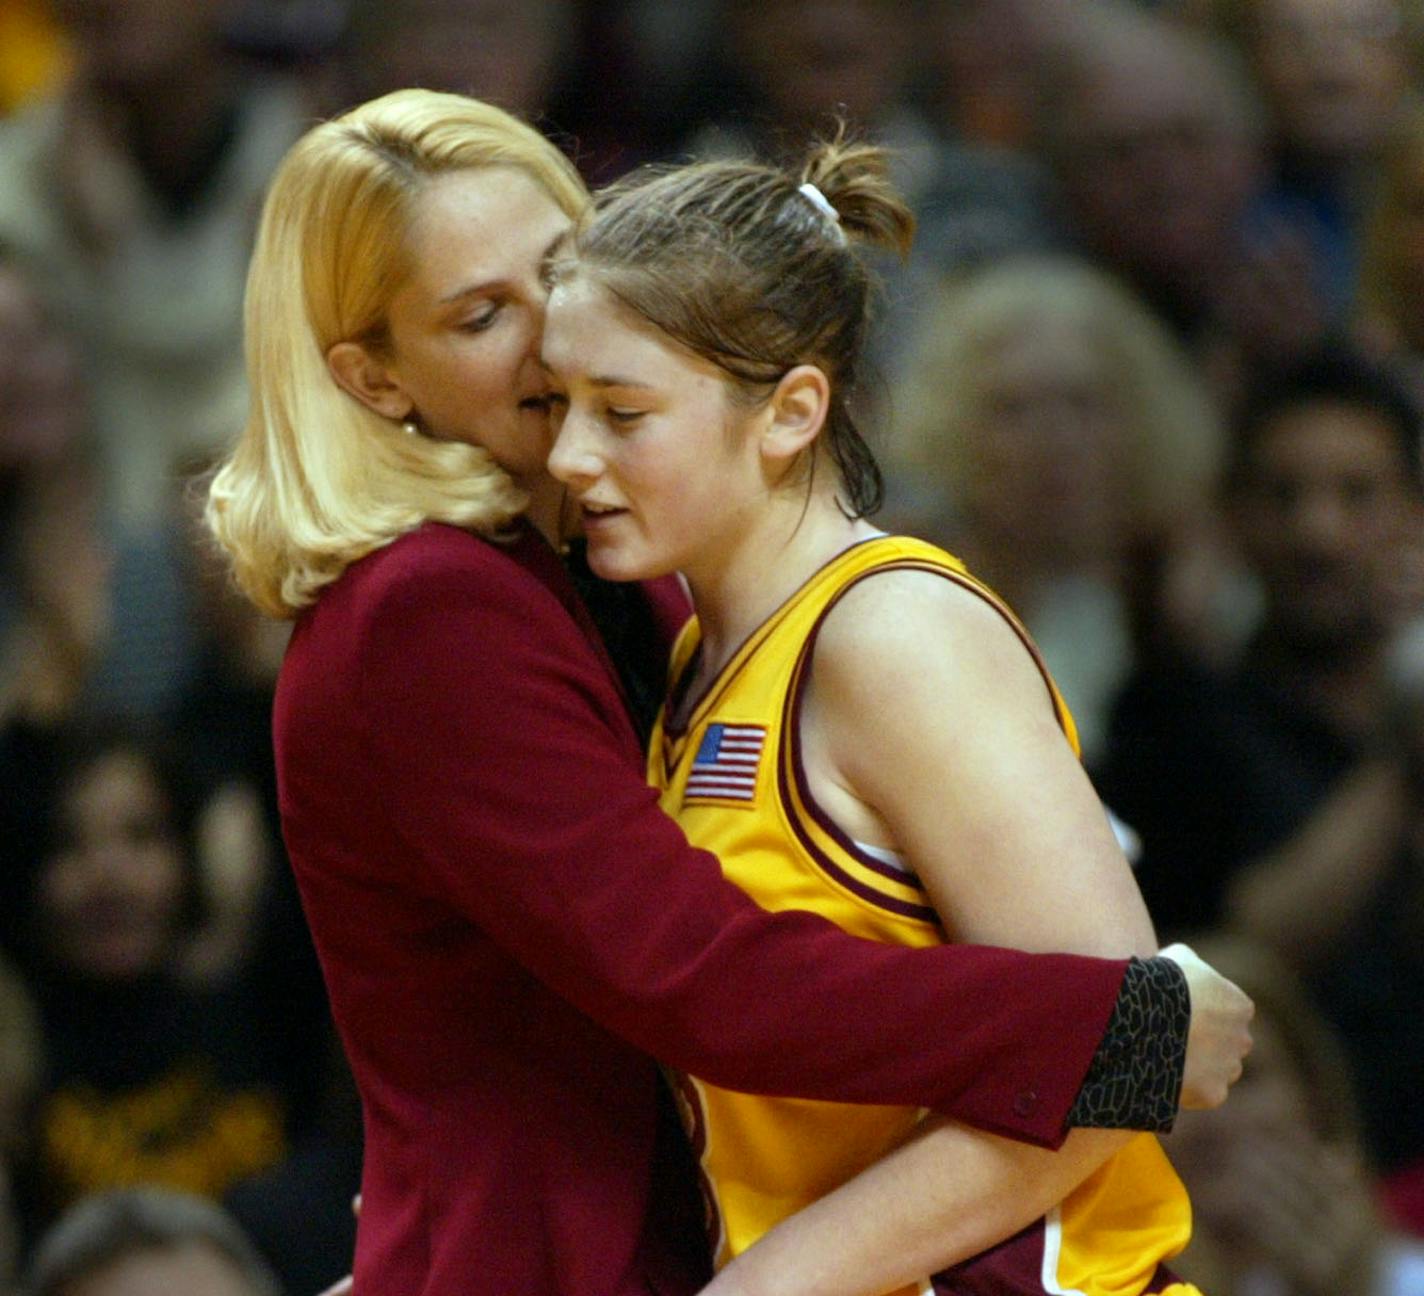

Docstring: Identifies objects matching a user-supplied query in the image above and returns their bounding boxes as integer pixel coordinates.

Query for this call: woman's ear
[326,341,414,421]
[760,364,831,466]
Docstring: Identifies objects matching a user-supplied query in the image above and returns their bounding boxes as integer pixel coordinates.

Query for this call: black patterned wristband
[1066,956,1189,1132]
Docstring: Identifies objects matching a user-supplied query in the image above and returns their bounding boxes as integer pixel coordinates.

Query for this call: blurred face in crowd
[39,749,186,983]
[0,264,85,478]
[346,0,570,118]
[963,317,1123,565]
[59,1243,258,1296]
[1234,399,1421,647]
[919,0,1072,140]
[1247,0,1408,168]
[49,0,232,97]
[730,0,911,128]
[1053,28,1261,302]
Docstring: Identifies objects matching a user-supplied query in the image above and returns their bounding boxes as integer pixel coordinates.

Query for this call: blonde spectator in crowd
[888,255,1229,759]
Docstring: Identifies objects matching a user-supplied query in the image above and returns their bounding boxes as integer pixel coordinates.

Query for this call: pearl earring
[402,420,419,436]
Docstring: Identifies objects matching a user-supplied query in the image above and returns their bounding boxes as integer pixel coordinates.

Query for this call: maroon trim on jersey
[929,1219,1184,1293]
[930,1217,1045,1291]
[776,574,940,924]
[661,536,891,745]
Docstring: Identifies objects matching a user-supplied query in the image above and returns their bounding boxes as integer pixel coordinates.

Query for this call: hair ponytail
[799,128,915,262]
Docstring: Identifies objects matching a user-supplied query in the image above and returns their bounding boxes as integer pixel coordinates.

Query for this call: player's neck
[686,488,876,683]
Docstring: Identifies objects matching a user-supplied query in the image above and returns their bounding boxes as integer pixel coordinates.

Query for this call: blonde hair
[890,255,1223,540]
[205,89,588,618]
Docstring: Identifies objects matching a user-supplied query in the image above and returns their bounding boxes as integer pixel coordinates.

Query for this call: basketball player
[543,139,1207,1295]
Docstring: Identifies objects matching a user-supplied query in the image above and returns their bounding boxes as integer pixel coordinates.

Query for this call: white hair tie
[797,182,846,242]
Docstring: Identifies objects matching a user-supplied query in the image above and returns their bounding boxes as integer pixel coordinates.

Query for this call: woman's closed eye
[458,302,502,332]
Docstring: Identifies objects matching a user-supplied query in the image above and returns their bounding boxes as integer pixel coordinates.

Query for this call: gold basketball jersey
[649,535,1197,1296]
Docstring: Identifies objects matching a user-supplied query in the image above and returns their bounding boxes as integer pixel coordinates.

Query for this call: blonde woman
[205,90,1252,1295]
[888,256,1229,757]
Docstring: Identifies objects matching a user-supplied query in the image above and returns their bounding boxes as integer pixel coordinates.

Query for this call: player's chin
[584,537,657,586]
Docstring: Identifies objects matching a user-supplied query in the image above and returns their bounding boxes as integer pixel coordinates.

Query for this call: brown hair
[562,130,914,516]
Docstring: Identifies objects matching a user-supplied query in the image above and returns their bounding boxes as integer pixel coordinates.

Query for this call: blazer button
[1013,1088,1039,1118]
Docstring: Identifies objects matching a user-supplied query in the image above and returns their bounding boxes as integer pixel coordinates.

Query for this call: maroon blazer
[274,522,1126,1296]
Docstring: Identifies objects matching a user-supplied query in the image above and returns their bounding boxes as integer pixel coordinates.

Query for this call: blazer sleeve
[357,549,1130,1149]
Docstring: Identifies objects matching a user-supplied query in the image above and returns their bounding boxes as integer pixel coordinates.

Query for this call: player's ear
[760,364,830,466]
[327,341,414,421]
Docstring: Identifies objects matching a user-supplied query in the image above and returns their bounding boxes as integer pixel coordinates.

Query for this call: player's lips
[579,501,627,525]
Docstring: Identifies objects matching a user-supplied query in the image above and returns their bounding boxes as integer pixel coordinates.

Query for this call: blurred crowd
[2,0,1424,1292]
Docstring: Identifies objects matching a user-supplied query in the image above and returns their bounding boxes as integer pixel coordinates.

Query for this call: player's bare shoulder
[814,564,1038,692]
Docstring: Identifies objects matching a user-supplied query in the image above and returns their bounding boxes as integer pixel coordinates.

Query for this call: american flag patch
[684,723,766,803]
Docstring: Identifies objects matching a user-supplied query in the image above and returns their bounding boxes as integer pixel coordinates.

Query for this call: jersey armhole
[775,559,1078,925]
[775,566,939,925]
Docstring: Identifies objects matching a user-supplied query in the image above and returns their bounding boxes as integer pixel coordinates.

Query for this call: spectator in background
[0,450,112,960]
[1096,348,1424,1178]
[13,725,291,1249]
[0,0,311,718]
[1204,0,1416,320]
[0,249,113,969]
[0,243,90,522]
[330,0,576,123]
[1164,935,1424,1295]
[0,247,98,638]
[1036,1,1329,405]
[913,0,1074,150]
[887,255,1227,760]
[22,1187,281,1296]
